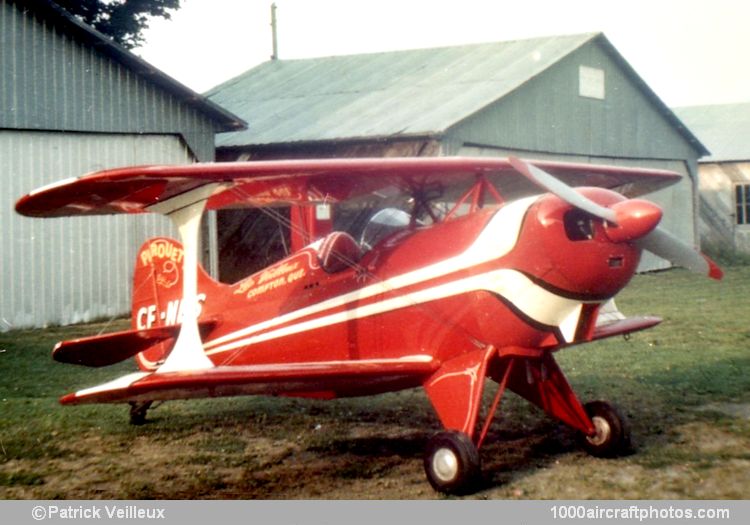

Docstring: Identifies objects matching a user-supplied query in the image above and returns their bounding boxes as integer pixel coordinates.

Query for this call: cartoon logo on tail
[156,260,180,289]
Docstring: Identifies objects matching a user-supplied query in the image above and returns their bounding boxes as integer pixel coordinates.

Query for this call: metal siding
[448,42,697,162]
[1,130,192,331]
[0,0,218,161]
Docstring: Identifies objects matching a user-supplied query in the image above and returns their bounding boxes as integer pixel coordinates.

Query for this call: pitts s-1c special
[16,156,722,494]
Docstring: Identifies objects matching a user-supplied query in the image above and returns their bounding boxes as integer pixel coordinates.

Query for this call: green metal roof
[208,32,706,156]
[673,103,750,162]
[208,33,600,147]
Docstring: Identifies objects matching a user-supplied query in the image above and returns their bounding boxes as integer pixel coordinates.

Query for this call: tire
[579,400,631,458]
[423,431,481,495]
[129,401,152,426]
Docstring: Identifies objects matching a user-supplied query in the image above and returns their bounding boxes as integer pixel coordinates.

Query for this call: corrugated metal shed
[673,103,750,162]
[1,131,187,329]
[0,0,245,330]
[1,0,245,159]
[208,32,704,157]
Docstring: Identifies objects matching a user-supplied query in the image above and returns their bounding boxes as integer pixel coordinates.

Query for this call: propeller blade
[508,157,722,279]
[637,227,723,280]
[509,156,618,224]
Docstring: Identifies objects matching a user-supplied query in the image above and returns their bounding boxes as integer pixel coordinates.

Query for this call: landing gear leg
[424,431,481,495]
[422,348,512,494]
[129,401,153,426]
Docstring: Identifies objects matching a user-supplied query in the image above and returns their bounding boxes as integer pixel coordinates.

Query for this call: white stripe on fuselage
[206,268,586,356]
[203,196,539,353]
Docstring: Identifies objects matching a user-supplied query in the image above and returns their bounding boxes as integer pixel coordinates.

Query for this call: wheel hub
[587,415,611,446]
[432,448,459,483]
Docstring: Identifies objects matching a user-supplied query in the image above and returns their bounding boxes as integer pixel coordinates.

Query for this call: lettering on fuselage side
[234,260,307,300]
[205,268,587,356]
[135,293,206,330]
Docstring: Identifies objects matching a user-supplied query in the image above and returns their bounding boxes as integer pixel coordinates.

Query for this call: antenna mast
[271,3,279,60]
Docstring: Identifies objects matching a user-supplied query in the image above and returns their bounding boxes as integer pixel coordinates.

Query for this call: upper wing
[59,356,439,405]
[15,157,681,218]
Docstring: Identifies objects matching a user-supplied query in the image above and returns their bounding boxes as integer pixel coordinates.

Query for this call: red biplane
[15,157,721,494]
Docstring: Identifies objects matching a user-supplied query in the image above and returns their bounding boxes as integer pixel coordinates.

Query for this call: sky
[136,0,750,108]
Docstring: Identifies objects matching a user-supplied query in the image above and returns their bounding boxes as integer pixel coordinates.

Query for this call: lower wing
[591,299,661,341]
[60,356,439,405]
[592,316,661,341]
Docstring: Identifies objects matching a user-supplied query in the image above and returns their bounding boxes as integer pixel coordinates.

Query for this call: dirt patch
[694,402,750,420]
[2,395,750,499]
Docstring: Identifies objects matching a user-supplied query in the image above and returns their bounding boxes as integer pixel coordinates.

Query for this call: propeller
[508,156,723,280]
[635,227,723,280]
[509,156,617,224]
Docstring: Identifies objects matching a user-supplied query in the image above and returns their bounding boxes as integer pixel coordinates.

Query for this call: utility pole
[271,3,278,60]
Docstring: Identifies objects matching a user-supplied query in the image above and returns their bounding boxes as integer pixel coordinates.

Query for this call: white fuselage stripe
[207,268,587,356]
[75,372,151,397]
[203,196,540,352]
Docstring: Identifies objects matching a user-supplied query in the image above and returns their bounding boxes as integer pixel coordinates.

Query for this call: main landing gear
[422,399,632,495]
[422,349,633,495]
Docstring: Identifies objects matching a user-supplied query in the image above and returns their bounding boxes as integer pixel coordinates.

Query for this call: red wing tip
[59,393,79,405]
[708,262,724,280]
[14,197,37,217]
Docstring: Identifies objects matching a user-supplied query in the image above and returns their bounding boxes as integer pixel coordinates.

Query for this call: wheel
[578,400,631,457]
[129,401,153,425]
[423,431,481,495]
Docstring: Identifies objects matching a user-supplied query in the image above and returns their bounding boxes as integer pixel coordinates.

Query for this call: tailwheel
[128,401,153,426]
[579,400,631,457]
[424,431,481,495]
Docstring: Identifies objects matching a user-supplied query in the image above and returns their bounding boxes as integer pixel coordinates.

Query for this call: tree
[55,0,181,50]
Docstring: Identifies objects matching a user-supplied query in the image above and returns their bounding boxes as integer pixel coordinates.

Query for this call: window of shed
[579,66,605,100]
[735,183,750,225]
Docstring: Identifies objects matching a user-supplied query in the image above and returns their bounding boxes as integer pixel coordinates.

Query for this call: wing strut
[150,184,221,373]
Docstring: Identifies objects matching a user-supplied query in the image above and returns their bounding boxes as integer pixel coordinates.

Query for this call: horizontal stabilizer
[60,355,439,405]
[53,321,217,367]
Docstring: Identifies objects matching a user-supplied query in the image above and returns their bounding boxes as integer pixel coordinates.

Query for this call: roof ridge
[273,31,600,62]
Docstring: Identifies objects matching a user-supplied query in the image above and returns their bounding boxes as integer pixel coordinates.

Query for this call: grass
[0,267,748,499]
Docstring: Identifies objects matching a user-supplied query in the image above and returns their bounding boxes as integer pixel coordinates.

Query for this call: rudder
[131,237,216,371]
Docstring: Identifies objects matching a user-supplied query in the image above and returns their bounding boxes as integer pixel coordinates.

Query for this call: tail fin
[131,237,217,371]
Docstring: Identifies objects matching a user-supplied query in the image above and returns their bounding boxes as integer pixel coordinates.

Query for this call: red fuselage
[135,189,643,398]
